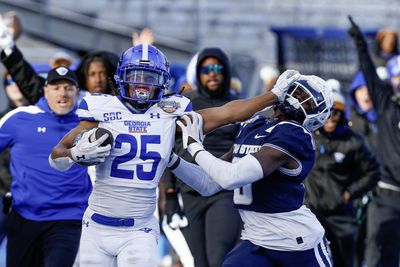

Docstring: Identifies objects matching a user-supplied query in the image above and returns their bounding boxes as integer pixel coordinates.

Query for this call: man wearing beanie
[305,87,380,267]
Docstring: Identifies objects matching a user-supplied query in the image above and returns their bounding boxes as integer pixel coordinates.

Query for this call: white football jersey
[77,94,192,218]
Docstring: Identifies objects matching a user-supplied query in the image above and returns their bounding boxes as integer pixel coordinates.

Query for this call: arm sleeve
[170,155,223,196]
[187,143,265,190]
[1,46,46,104]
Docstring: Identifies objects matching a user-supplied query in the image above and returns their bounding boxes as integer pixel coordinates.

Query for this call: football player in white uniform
[49,44,298,266]
[169,75,334,266]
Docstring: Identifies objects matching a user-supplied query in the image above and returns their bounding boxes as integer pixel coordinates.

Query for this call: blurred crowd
[0,10,399,267]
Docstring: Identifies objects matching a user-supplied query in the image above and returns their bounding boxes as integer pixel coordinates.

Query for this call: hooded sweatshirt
[0,97,92,221]
[174,48,240,193]
[348,71,379,154]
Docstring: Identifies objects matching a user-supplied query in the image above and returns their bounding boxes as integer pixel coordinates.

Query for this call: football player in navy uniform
[168,75,334,267]
[49,44,299,266]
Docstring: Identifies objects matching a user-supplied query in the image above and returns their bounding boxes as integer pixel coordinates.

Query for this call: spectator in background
[0,16,118,105]
[305,87,380,267]
[349,17,400,267]
[0,73,28,254]
[373,28,398,80]
[164,47,242,267]
[347,72,379,267]
[74,50,118,95]
[348,71,378,154]
[49,50,74,68]
[374,28,398,67]
[0,66,91,267]
[1,72,28,112]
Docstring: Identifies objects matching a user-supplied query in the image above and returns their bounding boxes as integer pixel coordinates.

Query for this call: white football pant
[78,209,160,267]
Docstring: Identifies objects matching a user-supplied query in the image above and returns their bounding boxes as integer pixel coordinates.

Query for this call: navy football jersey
[233,115,316,213]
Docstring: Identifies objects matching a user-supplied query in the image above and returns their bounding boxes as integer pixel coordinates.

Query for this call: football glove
[176,111,204,149]
[165,191,188,230]
[70,128,112,165]
[271,69,300,102]
[348,16,367,47]
[0,20,14,56]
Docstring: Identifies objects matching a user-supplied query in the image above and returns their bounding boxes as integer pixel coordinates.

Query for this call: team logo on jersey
[139,227,153,233]
[124,121,151,133]
[233,144,261,155]
[157,100,181,113]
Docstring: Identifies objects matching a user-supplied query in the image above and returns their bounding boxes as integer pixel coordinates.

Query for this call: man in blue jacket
[0,66,92,267]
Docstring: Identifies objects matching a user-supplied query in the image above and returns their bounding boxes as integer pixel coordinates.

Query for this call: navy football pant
[223,239,332,267]
[5,210,81,267]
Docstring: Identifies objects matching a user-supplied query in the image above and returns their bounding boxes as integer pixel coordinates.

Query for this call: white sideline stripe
[320,239,332,267]
[0,106,43,128]
[314,243,326,267]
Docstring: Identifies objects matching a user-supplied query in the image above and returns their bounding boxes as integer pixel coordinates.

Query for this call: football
[89,127,114,148]
[72,127,114,166]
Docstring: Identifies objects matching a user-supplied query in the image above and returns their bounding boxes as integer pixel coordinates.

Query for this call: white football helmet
[278,75,333,132]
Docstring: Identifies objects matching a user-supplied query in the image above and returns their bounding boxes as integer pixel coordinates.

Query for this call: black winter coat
[305,126,379,215]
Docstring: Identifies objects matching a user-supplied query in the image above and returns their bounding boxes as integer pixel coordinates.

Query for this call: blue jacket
[0,97,92,221]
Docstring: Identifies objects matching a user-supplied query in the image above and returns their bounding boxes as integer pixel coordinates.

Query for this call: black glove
[348,15,367,47]
[165,191,188,229]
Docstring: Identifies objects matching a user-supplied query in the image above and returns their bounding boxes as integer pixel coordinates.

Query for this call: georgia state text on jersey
[77,93,192,218]
[232,115,324,251]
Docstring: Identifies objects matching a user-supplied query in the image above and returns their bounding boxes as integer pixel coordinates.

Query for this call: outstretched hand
[132,27,155,46]
[176,112,205,149]
[347,16,366,47]
[0,19,14,54]
[271,70,300,102]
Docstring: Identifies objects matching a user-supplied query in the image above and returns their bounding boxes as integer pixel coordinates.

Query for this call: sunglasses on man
[200,64,224,75]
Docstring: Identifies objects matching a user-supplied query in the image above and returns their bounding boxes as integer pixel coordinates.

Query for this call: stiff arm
[198,91,278,134]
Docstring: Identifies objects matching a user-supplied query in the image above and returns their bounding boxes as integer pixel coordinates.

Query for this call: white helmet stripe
[142,44,149,61]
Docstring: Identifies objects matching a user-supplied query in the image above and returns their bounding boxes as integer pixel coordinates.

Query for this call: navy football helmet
[115,44,171,111]
[277,75,333,132]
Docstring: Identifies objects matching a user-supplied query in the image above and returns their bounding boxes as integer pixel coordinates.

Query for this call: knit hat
[327,79,346,112]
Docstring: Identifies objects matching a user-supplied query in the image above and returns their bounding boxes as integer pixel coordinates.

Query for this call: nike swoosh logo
[254,134,266,139]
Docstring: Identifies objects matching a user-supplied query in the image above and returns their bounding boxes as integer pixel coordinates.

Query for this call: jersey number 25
[110,134,161,180]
